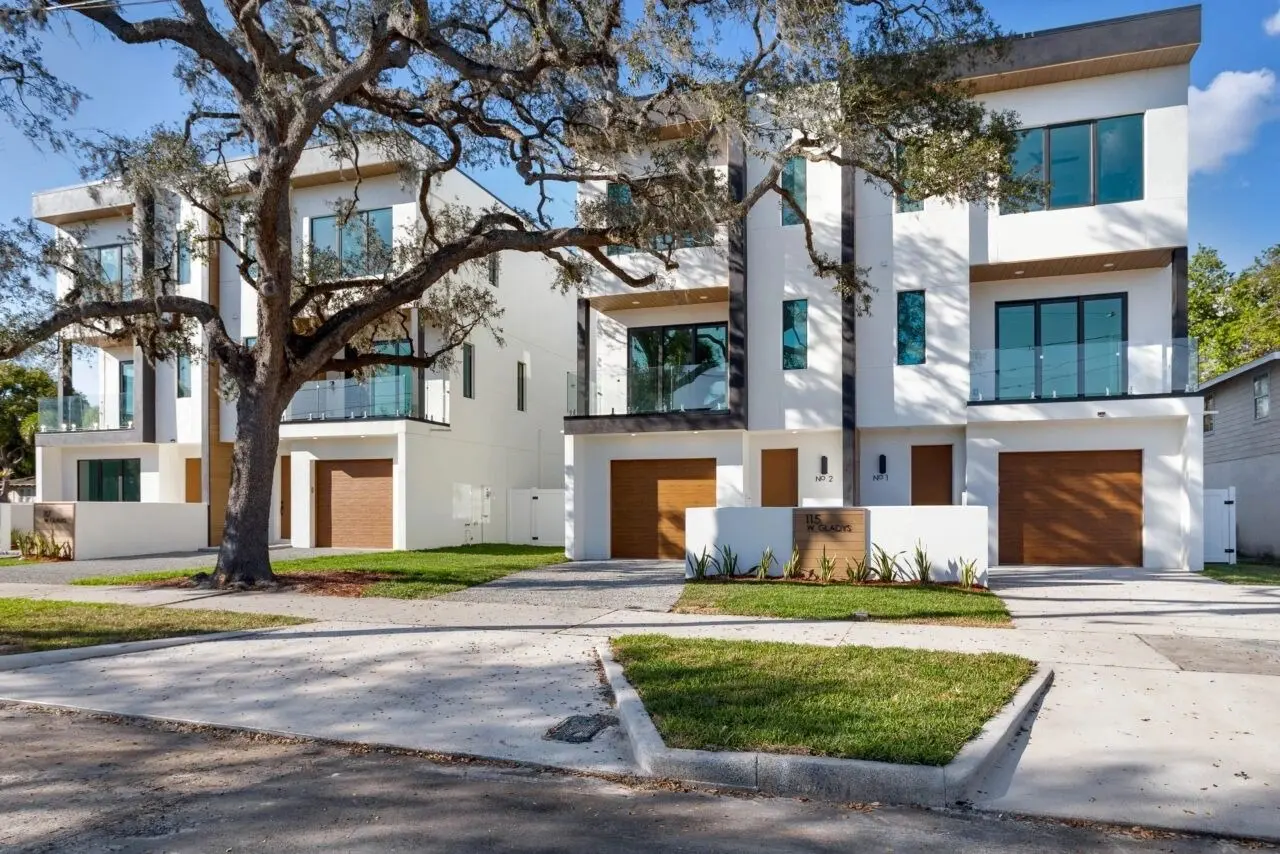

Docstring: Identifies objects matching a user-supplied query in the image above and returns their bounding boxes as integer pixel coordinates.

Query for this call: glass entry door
[995,294,1127,400]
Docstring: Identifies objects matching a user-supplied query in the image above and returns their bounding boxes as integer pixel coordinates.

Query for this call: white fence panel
[507,488,566,546]
[1204,487,1237,566]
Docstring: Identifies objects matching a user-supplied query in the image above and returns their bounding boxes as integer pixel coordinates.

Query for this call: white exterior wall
[742,430,843,507]
[858,426,967,507]
[966,396,1203,570]
[71,502,207,560]
[36,442,191,503]
[974,66,1189,262]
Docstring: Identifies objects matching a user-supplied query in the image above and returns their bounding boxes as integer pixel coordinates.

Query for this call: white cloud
[1188,69,1278,174]
[1265,6,1280,36]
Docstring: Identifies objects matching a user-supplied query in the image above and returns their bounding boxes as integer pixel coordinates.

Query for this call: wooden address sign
[792,508,868,578]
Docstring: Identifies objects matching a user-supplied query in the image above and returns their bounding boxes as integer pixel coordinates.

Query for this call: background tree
[0,362,56,501]
[0,0,1038,586]
[1190,244,1280,379]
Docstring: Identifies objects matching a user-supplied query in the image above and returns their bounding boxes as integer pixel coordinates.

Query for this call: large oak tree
[0,0,1036,585]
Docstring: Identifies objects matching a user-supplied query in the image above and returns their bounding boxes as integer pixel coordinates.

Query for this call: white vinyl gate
[1204,487,1237,566]
[507,488,566,547]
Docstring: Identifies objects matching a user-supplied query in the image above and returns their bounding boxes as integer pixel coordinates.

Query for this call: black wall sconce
[878,454,887,475]
[819,456,829,476]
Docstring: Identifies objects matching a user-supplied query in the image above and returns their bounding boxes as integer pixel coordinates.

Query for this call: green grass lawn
[1202,562,1280,585]
[0,557,23,568]
[71,545,567,599]
[0,598,306,654]
[674,581,1011,626]
[612,635,1034,766]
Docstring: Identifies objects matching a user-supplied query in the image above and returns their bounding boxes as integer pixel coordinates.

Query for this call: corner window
[462,343,475,399]
[1255,373,1271,420]
[176,233,191,285]
[896,291,926,366]
[1203,394,1215,433]
[782,299,808,370]
[780,156,807,226]
[516,361,527,412]
[1004,114,1144,213]
[78,459,141,502]
[309,208,393,276]
[177,355,192,399]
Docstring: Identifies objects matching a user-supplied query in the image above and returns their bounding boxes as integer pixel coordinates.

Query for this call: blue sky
[1,1,1277,273]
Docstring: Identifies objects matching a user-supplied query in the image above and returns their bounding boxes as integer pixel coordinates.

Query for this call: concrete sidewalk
[4,568,1280,840]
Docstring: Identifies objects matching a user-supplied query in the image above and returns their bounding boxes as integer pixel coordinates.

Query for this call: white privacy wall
[685,507,793,576]
[72,502,207,559]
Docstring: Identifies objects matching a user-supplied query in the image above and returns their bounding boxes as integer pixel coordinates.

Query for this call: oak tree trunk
[212,384,285,586]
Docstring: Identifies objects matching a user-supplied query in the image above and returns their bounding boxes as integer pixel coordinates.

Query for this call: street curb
[596,641,1053,807]
[0,628,290,672]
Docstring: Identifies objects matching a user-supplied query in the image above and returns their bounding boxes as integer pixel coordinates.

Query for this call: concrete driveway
[438,559,686,612]
[975,566,1280,839]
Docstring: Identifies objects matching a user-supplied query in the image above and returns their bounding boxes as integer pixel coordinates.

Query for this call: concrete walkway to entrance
[1,563,1279,840]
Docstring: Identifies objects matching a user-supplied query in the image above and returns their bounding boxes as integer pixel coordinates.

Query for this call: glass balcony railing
[969,338,1198,403]
[37,395,129,432]
[283,375,450,424]
[567,364,729,417]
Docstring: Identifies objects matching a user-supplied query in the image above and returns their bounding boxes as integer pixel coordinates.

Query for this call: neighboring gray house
[1201,353,1279,558]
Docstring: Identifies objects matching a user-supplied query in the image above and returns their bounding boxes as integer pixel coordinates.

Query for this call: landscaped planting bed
[677,542,1008,625]
[71,545,567,599]
[611,634,1035,766]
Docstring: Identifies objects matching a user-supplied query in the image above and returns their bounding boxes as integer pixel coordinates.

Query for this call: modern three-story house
[33,145,575,553]
[564,5,1205,570]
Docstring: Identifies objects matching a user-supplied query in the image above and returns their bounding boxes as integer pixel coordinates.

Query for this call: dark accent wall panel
[728,133,749,426]
[576,297,591,416]
[1172,246,1190,390]
[840,159,858,506]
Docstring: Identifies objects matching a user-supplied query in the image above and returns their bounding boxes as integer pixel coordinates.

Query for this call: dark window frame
[994,292,1130,400]
[625,321,729,414]
[516,361,527,412]
[118,359,135,425]
[77,458,142,502]
[176,355,192,399]
[780,156,807,226]
[308,207,394,276]
[1003,113,1145,214]
[782,299,808,370]
[896,290,927,366]
[462,342,475,399]
[1255,372,1271,420]
[1203,393,1215,434]
[175,231,192,285]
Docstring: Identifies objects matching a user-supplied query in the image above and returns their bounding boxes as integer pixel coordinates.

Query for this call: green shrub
[816,547,838,583]
[846,553,871,584]
[910,539,933,584]
[716,543,740,580]
[958,557,980,589]
[871,544,903,583]
[688,547,715,581]
[782,546,803,580]
[756,547,776,581]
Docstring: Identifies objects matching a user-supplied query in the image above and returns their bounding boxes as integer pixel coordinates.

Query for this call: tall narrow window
[177,355,191,399]
[1204,394,1215,433]
[488,253,500,287]
[516,361,527,412]
[1048,123,1092,209]
[462,343,475,399]
[780,156,807,226]
[119,360,135,425]
[1255,373,1271,420]
[371,339,412,416]
[896,291,926,366]
[605,183,634,256]
[1008,129,1046,213]
[781,300,808,370]
[176,233,191,285]
[1096,114,1144,205]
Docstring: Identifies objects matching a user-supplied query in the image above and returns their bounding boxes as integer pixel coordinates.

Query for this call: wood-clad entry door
[315,459,393,548]
[184,458,202,503]
[611,459,716,559]
[761,448,799,507]
[998,450,1143,567]
[279,455,292,541]
[911,445,954,506]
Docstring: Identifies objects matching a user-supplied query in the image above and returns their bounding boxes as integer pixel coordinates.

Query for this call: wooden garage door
[999,450,1142,567]
[315,459,393,548]
[611,459,716,559]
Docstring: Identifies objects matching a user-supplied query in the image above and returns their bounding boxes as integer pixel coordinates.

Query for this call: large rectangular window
[516,361,527,412]
[897,291,927,366]
[1005,114,1144,213]
[627,322,728,414]
[176,355,191,399]
[1255,373,1271,420]
[462,343,475,399]
[78,459,141,502]
[119,360,135,425]
[994,294,1127,400]
[368,339,412,416]
[309,208,393,275]
[780,156,807,225]
[782,299,808,370]
[605,179,714,256]
[82,244,130,297]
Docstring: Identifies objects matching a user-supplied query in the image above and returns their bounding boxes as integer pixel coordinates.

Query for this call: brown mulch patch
[148,571,399,598]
